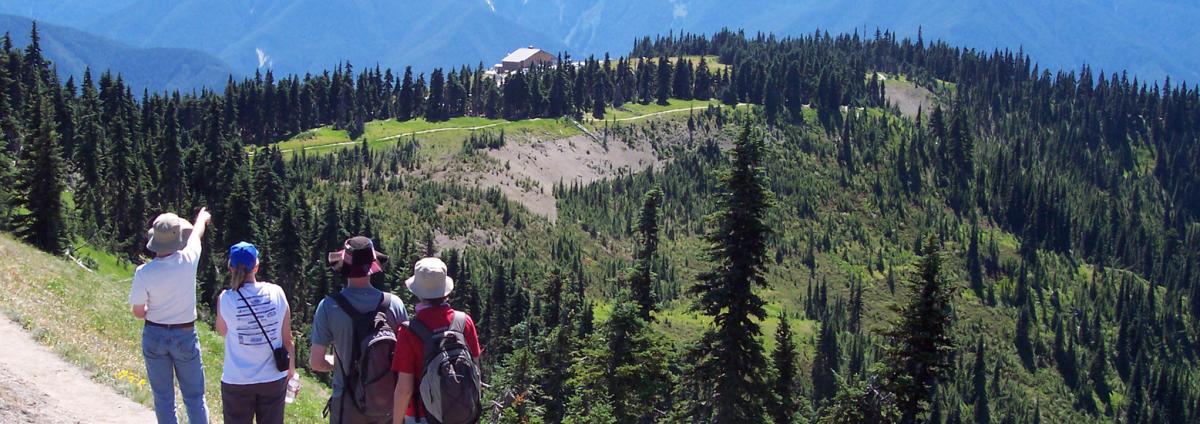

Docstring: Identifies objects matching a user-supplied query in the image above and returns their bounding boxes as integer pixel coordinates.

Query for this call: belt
[145,320,195,330]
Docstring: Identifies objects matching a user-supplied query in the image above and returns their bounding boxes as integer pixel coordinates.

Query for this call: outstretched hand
[195,207,211,224]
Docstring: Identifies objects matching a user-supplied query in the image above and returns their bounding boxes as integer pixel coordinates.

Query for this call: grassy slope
[591,98,730,122]
[273,98,733,158]
[0,235,328,423]
[276,116,581,158]
[627,55,729,72]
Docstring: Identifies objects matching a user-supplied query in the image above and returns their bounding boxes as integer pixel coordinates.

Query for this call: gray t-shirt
[310,286,407,397]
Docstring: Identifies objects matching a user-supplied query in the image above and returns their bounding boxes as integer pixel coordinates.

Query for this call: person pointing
[129,207,212,424]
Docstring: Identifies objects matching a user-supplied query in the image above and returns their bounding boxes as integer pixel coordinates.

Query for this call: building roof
[502,47,549,63]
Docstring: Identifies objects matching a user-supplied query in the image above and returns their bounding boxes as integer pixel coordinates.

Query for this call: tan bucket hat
[146,213,193,254]
[405,257,455,300]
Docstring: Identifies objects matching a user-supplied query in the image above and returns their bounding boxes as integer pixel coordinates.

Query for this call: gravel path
[0,314,156,423]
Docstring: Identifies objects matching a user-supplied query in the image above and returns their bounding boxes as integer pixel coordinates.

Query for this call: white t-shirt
[129,238,201,325]
[218,282,289,385]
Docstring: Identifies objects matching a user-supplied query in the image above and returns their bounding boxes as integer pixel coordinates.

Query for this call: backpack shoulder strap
[404,318,441,368]
[404,318,435,347]
[376,293,391,314]
[328,292,362,319]
[449,311,468,334]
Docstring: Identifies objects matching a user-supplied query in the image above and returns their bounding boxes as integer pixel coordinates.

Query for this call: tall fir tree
[784,63,804,123]
[770,311,800,424]
[655,54,672,106]
[426,68,446,122]
[568,301,671,423]
[397,66,414,120]
[688,123,774,422]
[812,317,841,403]
[630,188,663,320]
[884,238,956,423]
[694,57,712,100]
[673,55,693,100]
[18,75,68,254]
[973,339,990,424]
[0,147,15,230]
[764,74,782,126]
[592,69,607,119]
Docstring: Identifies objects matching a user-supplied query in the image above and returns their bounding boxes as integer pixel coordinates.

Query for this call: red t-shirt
[391,304,481,417]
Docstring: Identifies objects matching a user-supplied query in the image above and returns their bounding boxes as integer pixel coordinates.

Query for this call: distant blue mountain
[0,0,565,81]
[489,0,1200,83]
[0,14,235,93]
[1,0,1194,86]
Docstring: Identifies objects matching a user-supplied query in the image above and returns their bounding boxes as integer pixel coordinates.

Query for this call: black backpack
[329,293,398,419]
[403,311,483,424]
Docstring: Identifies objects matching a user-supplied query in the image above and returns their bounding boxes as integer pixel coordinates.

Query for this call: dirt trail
[0,314,156,424]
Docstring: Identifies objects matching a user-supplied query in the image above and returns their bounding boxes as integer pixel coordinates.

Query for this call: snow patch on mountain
[256,47,272,68]
[672,2,688,18]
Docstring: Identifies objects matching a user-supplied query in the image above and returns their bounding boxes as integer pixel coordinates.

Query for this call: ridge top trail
[0,315,156,424]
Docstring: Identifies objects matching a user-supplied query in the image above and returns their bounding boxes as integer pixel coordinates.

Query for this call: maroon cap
[327,236,389,278]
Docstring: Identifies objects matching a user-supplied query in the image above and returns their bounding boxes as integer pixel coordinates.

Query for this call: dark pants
[329,396,392,424]
[221,377,287,424]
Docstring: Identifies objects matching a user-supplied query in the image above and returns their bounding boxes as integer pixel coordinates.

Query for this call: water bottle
[285,374,300,404]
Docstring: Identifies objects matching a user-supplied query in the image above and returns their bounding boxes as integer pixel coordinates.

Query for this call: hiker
[215,242,295,424]
[311,236,409,424]
[392,257,483,424]
[128,208,212,424]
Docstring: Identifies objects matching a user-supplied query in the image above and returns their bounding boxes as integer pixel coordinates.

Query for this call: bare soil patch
[440,132,663,221]
[884,78,938,119]
[0,315,156,424]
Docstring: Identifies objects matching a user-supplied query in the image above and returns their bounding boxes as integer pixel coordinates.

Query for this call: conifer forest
[2,24,1199,423]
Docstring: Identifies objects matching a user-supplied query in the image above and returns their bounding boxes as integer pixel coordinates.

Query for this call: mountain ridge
[3,0,1196,88]
[0,14,235,93]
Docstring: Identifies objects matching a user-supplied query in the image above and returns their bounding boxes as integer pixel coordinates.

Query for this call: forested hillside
[1,23,1198,424]
[0,15,235,92]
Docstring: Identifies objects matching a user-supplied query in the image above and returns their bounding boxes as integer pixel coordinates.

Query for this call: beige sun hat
[405,257,455,300]
[146,213,193,255]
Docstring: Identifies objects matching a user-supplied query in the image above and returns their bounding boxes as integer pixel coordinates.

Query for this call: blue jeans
[142,325,209,424]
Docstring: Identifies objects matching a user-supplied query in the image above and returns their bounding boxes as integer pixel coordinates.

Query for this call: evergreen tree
[770,311,800,424]
[637,59,655,105]
[673,55,693,100]
[271,194,306,302]
[968,218,984,297]
[884,239,956,423]
[812,318,841,403]
[1089,335,1113,406]
[819,376,901,424]
[160,101,186,210]
[412,74,427,118]
[784,63,804,123]
[592,69,607,119]
[548,67,568,117]
[764,74,782,126]
[721,71,739,106]
[1015,302,1036,370]
[569,301,671,423]
[630,188,662,320]
[221,165,260,247]
[18,75,68,254]
[0,147,15,230]
[502,71,529,120]
[688,123,774,422]
[694,57,712,100]
[426,68,446,122]
[397,66,414,120]
[655,55,672,105]
[973,339,990,424]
